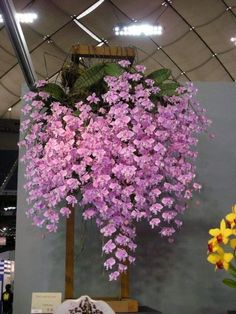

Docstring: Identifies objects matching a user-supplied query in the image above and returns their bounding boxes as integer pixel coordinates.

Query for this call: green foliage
[42,83,66,102]
[61,64,83,89]
[223,278,236,288]
[72,62,124,93]
[73,110,81,117]
[159,82,180,96]
[146,68,179,97]
[40,62,181,108]
[104,63,124,76]
[73,64,106,92]
[147,68,171,84]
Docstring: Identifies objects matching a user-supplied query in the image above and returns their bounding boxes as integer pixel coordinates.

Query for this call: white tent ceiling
[0,0,236,119]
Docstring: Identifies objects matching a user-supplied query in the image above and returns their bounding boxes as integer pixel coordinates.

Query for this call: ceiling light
[114,23,163,36]
[0,12,37,24]
[3,227,7,231]
[4,206,16,211]
[8,107,12,112]
[16,13,38,23]
[230,37,236,45]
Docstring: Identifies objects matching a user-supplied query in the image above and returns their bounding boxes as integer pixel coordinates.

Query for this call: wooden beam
[71,44,135,63]
[65,206,75,299]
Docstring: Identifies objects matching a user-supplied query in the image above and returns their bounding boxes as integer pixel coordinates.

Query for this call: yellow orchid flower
[208,238,219,253]
[207,247,233,270]
[226,205,236,228]
[209,219,232,244]
[230,239,236,250]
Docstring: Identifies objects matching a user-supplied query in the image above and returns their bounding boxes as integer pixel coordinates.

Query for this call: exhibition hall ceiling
[0,0,235,119]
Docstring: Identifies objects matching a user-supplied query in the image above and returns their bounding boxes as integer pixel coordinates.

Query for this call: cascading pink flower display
[19,62,210,280]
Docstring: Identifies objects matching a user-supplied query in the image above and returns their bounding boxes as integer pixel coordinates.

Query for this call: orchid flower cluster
[20,61,210,281]
[207,205,236,288]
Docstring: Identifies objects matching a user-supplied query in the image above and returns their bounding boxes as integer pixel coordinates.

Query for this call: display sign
[31,292,62,313]
[0,237,6,246]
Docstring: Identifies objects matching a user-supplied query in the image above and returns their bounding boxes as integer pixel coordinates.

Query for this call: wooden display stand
[65,45,138,313]
[65,207,138,313]
[71,44,135,64]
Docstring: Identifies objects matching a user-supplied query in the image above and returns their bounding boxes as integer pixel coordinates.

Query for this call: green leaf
[159,82,180,96]
[147,68,171,84]
[42,83,66,102]
[73,110,81,117]
[223,278,236,288]
[73,64,105,93]
[150,94,160,102]
[105,63,124,76]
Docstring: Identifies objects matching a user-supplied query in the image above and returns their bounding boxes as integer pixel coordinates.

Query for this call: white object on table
[54,295,115,314]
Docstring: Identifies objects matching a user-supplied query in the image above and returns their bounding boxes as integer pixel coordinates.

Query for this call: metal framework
[166,1,235,81]
[108,0,192,81]
[0,0,37,88]
[1,0,236,115]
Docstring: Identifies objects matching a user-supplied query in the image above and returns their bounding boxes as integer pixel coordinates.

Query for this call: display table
[29,305,162,314]
[121,306,162,314]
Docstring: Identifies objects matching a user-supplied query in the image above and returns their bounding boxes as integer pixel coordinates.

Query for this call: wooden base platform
[104,298,138,313]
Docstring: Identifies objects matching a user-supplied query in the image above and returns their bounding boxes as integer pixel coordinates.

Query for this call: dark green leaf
[73,64,105,93]
[73,110,81,117]
[105,63,124,76]
[147,68,171,84]
[159,82,180,96]
[223,278,236,288]
[42,83,66,102]
[149,94,160,103]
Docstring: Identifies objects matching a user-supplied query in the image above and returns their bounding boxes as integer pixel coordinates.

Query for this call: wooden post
[65,206,75,299]
[120,268,129,299]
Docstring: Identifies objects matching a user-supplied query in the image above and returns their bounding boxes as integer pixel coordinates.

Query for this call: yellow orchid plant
[207,205,236,288]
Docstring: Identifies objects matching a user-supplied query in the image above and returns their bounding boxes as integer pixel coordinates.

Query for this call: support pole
[65,206,75,299]
[0,0,36,89]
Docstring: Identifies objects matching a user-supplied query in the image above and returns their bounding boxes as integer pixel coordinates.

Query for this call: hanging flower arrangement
[19,60,210,280]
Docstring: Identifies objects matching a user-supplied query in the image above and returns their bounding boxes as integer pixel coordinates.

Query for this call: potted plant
[20,60,210,280]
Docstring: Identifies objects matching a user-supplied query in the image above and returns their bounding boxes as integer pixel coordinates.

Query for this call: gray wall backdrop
[14,82,236,314]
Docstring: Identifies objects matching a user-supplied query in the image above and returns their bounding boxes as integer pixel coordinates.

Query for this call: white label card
[31,292,62,314]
